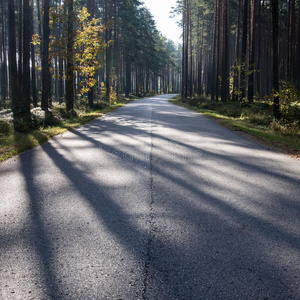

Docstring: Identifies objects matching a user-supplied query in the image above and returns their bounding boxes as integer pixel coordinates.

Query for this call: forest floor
[0,97,137,163]
[170,97,300,159]
[1,95,299,163]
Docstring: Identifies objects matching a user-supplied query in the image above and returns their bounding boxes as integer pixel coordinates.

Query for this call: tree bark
[272,0,280,119]
[1,0,7,101]
[30,0,38,107]
[215,0,221,101]
[232,0,242,102]
[87,0,95,108]
[41,0,51,111]
[248,0,257,102]
[240,0,248,101]
[66,0,74,111]
[8,0,19,111]
[22,0,31,113]
[221,0,230,103]
[211,0,218,101]
[18,0,23,96]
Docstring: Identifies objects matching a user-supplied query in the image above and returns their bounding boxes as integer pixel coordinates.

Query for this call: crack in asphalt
[142,99,155,300]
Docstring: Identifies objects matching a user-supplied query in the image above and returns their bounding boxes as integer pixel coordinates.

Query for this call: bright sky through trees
[142,0,182,44]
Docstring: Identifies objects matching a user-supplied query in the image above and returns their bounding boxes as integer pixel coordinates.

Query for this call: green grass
[169,96,300,157]
[0,98,136,162]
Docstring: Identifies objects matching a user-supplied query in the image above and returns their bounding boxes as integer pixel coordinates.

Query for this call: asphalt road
[1,94,300,300]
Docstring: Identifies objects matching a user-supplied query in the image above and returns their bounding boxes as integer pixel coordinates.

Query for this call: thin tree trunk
[272,0,280,118]
[8,0,19,111]
[22,0,31,113]
[216,0,221,101]
[30,0,37,107]
[181,4,186,98]
[221,0,230,103]
[240,0,249,101]
[18,0,23,96]
[87,0,95,108]
[41,0,51,111]
[289,0,295,81]
[256,0,261,98]
[248,0,257,102]
[232,0,242,102]
[188,0,192,98]
[1,0,7,101]
[198,21,203,96]
[66,0,74,111]
[211,0,218,101]
[104,0,111,102]
[37,0,42,92]
[184,0,189,98]
[125,52,131,97]
[297,1,300,89]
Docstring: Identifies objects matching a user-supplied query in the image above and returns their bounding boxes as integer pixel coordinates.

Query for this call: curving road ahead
[1,94,300,299]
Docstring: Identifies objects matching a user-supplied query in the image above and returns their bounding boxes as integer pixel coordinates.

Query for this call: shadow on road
[10,95,300,299]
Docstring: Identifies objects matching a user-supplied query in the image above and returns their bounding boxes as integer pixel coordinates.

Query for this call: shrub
[248,113,272,126]
[250,102,272,114]
[270,119,300,137]
[0,120,12,135]
[93,102,109,110]
[187,97,200,106]
[276,81,299,120]
[147,90,156,97]
[13,114,32,133]
[58,108,78,119]
[226,104,242,118]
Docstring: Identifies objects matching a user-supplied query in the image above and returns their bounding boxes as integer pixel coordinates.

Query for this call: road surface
[1,94,300,299]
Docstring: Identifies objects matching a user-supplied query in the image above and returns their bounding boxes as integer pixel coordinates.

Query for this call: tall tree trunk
[125,52,131,98]
[297,1,300,89]
[288,0,295,81]
[181,3,186,98]
[66,0,74,111]
[22,0,31,113]
[211,0,218,101]
[30,0,37,107]
[240,0,249,101]
[272,0,280,119]
[104,0,111,102]
[215,0,221,101]
[256,0,261,98]
[1,0,7,101]
[37,0,42,92]
[87,0,95,108]
[58,57,64,103]
[198,20,203,96]
[113,0,120,98]
[221,0,230,103]
[18,0,23,96]
[232,0,242,102]
[41,0,51,111]
[248,0,257,102]
[188,0,192,98]
[8,0,19,111]
[184,0,189,99]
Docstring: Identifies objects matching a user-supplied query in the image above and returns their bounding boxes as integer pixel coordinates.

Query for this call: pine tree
[8,0,19,111]
[41,0,51,111]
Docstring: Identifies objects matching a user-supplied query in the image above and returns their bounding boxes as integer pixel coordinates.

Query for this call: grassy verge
[169,96,300,159]
[0,98,136,163]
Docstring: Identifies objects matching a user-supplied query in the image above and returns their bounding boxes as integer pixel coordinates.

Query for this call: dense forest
[0,0,181,115]
[178,0,300,119]
[0,0,299,124]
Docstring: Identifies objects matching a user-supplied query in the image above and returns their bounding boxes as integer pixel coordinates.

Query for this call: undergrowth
[0,97,136,162]
[170,95,300,156]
